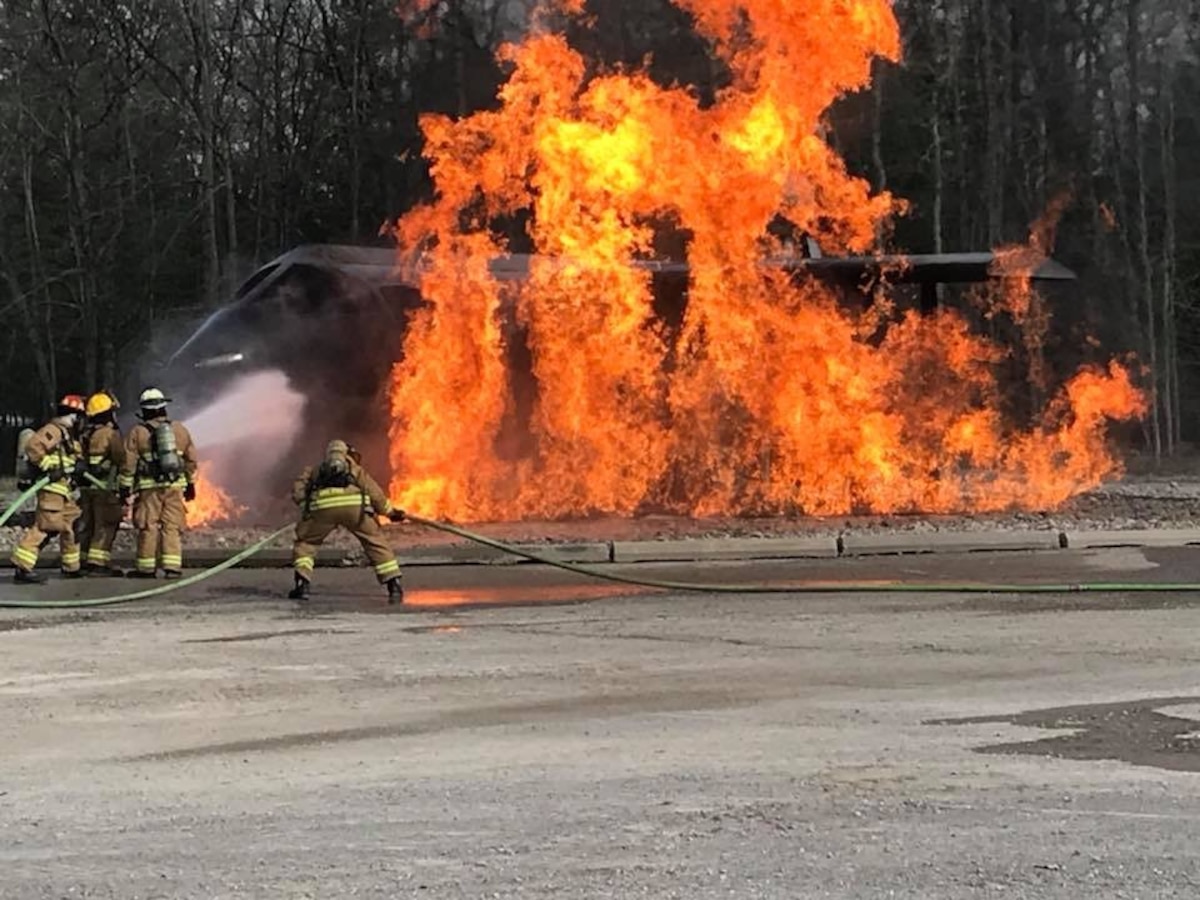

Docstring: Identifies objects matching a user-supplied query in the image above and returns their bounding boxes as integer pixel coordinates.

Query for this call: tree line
[1,0,1197,455]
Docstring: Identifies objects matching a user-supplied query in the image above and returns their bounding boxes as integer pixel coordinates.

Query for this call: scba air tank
[15,427,35,487]
[153,422,183,479]
[317,443,351,488]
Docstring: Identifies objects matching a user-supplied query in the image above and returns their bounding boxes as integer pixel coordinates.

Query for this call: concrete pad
[839,530,1065,557]
[611,536,838,563]
[1062,528,1200,550]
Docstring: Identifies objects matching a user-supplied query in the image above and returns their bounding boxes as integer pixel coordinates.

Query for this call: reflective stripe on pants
[133,488,185,573]
[79,490,123,567]
[374,559,401,579]
[11,491,81,572]
[293,507,399,584]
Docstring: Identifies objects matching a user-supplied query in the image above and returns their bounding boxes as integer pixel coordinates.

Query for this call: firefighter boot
[288,573,311,601]
[386,577,404,606]
[85,563,124,578]
[14,569,45,585]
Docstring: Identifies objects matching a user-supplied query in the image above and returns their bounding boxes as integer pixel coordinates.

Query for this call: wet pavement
[930,697,1200,773]
[4,543,1200,619]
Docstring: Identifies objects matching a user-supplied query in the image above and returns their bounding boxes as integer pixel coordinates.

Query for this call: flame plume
[186,461,246,527]
[387,0,1145,522]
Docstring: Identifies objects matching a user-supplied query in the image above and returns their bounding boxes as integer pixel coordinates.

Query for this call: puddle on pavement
[929,696,1200,772]
[305,583,646,614]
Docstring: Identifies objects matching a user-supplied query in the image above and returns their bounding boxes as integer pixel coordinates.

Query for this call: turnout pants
[293,507,401,584]
[133,488,185,574]
[11,490,81,573]
[79,489,124,568]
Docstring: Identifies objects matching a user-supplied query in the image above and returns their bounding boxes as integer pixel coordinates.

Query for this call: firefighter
[119,388,198,580]
[79,391,127,576]
[289,440,406,603]
[10,395,87,584]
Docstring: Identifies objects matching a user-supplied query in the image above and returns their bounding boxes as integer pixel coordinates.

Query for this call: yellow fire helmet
[85,392,115,418]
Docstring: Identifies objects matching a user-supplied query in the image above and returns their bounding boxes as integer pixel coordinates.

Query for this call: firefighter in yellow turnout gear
[11,395,87,584]
[290,440,405,603]
[119,388,198,580]
[79,392,127,576]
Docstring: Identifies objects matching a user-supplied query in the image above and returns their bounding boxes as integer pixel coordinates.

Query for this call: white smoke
[182,370,307,512]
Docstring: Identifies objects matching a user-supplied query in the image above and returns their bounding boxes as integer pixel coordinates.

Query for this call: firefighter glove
[388,508,407,523]
[119,486,131,504]
[184,482,197,502]
[72,459,89,486]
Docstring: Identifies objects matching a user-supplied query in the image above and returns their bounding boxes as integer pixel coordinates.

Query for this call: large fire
[386,0,1146,522]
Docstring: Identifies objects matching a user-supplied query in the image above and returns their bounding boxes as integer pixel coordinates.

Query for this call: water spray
[180,369,308,522]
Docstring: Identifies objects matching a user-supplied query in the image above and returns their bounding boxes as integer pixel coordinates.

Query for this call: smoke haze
[183,370,307,514]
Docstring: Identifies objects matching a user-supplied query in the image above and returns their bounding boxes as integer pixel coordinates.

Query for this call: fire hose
[0,477,50,528]
[2,482,1200,608]
[406,516,1200,596]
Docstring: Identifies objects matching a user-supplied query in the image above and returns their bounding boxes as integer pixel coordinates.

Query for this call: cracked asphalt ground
[4,547,1200,898]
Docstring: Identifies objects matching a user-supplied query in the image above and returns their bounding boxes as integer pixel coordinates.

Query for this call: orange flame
[386,1,1145,521]
[186,462,246,527]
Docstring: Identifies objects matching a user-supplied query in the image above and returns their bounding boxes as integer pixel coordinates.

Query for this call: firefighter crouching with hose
[11,394,88,583]
[79,391,127,577]
[289,440,406,604]
[119,388,198,580]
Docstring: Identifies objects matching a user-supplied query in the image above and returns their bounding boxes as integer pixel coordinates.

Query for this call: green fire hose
[2,484,1199,609]
[406,516,1200,596]
[0,477,50,528]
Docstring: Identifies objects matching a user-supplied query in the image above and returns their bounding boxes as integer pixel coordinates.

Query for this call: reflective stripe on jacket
[308,486,369,511]
[119,419,198,492]
[293,461,393,518]
[134,447,188,491]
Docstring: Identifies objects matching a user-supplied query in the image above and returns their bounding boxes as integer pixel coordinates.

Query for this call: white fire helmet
[138,387,170,411]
